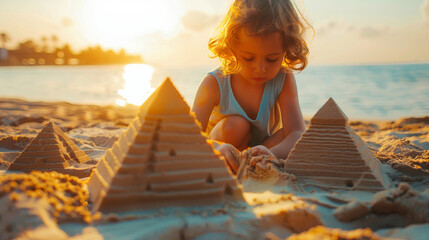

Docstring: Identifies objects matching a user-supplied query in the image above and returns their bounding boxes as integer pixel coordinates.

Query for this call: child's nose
[254,60,267,74]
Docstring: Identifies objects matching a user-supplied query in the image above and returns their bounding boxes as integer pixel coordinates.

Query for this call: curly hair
[208,0,313,74]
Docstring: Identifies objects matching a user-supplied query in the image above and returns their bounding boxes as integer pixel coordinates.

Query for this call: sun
[80,0,181,48]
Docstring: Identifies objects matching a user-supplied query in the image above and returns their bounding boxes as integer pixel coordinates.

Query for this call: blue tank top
[207,67,286,146]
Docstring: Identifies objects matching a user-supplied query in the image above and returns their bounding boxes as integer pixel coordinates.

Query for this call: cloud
[316,20,338,36]
[316,20,388,39]
[181,10,219,32]
[422,0,429,21]
[359,26,389,38]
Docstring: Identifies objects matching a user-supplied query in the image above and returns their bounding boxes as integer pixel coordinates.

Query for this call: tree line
[0,32,143,66]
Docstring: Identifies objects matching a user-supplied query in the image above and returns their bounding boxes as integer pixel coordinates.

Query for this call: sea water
[0,63,428,120]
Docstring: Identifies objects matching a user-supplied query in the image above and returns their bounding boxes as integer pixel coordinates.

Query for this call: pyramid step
[134,132,156,144]
[103,149,121,171]
[13,155,69,164]
[101,186,225,210]
[136,123,157,133]
[158,132,206,143]
[7,162,68,171]
[302,133,352,141]
[289,149,363,160]
[287,167,376,179]
[302,176,385,188]
[127,143,152,155]
[36,132,57,139]
[152,151,219,162]
[116,162,150,174]
[108,176,233,194]
[298,139,357,147]
[159,122,202,134]
[88,170,109,207]
[71,150,90,162]
[303,182,384,192]
[287,156,367,166]
[291,148,362,157]
[306,128,349,134]
[156,142,213,152]
[309,124,349,130]
[120,153,151,165]
[15,149,63,162]
[111,142,128,162]
[110,168,232,186]
[285,162,370,172]
[152,158,227,172]
[96,158,116,183]
[24,144,62,152]
[143,114,197,124]
[31,138,60,145]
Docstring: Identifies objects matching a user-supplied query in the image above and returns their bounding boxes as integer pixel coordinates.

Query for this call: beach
[0,96,428,239]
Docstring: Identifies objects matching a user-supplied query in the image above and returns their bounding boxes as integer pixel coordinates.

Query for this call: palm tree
[0,32,10,48]
[41,36,48,52]
[51,35,58,51]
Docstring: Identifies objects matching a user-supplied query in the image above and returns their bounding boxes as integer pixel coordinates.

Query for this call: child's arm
[192,75,241,173]
[263,72,306,159]
[191,74,220,132]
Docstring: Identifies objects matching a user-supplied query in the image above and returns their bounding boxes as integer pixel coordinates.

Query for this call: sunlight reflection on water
[116,64,155,106]
[0,64,427,120]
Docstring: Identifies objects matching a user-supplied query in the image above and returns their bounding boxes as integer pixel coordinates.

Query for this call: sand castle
[7,121,90,173]
[88,78,243,212]
[285,98,392,191]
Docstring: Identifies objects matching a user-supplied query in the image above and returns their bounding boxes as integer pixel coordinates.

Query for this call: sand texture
[88,78,243,212]
[1,84,429,239]
[285,98,392,192]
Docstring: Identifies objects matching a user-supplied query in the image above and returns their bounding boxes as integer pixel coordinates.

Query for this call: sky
[0,0,428,68]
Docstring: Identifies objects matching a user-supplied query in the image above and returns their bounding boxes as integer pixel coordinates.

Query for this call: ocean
[0,63,428,120]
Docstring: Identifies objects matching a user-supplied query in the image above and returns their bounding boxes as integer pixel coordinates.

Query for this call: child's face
[234,31,284,85]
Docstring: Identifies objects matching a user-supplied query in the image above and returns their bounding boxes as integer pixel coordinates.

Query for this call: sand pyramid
[7,121,90,172]
[285,98,392,192]
[88,78,243,212]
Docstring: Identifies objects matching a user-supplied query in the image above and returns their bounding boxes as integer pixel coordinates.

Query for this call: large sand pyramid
[7,121,90,172]
[88,78,243,212]
[285,98,392,191]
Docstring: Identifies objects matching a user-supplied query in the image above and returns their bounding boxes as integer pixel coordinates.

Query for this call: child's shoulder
[208,67,229,80]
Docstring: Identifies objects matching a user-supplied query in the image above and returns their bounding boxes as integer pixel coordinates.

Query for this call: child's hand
[249,145,275,157]
[217,143,240,173]
[210,141,240,174]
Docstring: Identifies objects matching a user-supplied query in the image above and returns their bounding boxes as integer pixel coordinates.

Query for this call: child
[191,0,311,173]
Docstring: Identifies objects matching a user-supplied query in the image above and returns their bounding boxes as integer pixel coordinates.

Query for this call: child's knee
[209,115,250,142]
[222,116,251,136]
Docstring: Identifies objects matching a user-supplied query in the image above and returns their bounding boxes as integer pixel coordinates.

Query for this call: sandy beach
[1,96,429,239]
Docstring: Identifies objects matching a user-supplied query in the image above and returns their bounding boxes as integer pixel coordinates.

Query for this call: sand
[1,96,429,239]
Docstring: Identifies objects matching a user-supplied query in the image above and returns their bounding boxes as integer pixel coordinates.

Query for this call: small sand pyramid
[88,78,243,212]
[7,121,90,172]
[285,98,392,191]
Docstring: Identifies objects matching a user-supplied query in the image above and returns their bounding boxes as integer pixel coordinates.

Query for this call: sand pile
[0,171,93,224]
[237,151,283,184]
[236,150,297,190]
[352,116,429,182]
[334,183,429,225]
